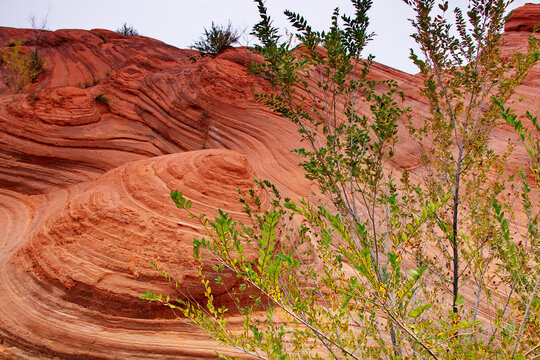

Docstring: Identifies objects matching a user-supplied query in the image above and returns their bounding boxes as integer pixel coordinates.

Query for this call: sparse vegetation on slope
[0,39,44,93]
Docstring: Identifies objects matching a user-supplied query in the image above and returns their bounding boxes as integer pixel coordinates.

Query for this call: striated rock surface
[0,150,261,359]
[0,4,538,358]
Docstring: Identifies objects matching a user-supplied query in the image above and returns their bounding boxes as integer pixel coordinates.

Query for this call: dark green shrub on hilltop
[191,21,240,57]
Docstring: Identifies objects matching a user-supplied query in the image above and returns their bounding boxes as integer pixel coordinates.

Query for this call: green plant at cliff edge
[116,23,140,36]
[191,21,240,57]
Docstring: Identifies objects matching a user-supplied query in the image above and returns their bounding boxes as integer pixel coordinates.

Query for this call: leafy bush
[145,0,540,358]
[0,39,44,93]
[94,93,110,108]
[190,21,240,57]
[116,23,140,36]
[79,79,97,88]
[28,50,44,75]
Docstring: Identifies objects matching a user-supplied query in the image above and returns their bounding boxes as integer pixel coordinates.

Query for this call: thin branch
[511,271,540,359]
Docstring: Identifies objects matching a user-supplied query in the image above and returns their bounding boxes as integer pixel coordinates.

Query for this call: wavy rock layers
[0,28,308,196]
[0,28,190,194]
[0,150,259,359]
[0,4,539,358]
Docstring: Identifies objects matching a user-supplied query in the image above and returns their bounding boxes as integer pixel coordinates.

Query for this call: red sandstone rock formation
[505,3,540,32]
[0,4,538,359]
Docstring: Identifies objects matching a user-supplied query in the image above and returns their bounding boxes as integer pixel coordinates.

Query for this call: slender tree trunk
[452,202,459,314]
[451,154,463,315]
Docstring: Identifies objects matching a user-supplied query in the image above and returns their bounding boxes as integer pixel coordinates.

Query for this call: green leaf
[409,303,432,319]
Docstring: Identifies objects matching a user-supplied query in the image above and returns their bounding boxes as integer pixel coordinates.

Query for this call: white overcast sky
[0,1,535,74]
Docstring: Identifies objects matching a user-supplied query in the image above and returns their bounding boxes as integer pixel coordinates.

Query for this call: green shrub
[28,50,44,76]
[190,21,240,57]
[116,23,140,36]
[94,93,110,108]
[79,80,97,89]
[0,39,44,93]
